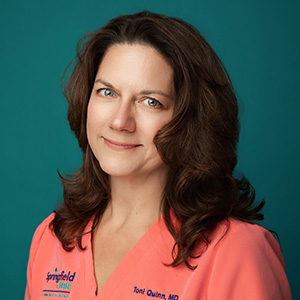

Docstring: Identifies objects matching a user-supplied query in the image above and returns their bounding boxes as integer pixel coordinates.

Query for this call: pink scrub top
[25,213,292,299]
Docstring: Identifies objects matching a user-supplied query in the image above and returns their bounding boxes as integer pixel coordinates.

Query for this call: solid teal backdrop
[0,0,299,298]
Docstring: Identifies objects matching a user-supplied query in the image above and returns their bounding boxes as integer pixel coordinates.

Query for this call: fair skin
[86,43,174,293]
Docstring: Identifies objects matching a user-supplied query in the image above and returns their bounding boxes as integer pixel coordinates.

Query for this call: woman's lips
[102,137,141,150]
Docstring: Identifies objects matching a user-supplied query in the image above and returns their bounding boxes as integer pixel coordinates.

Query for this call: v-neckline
[82,214,165,298]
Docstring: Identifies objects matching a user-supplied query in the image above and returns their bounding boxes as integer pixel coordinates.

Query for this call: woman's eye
[98,88,115,97]
[143,98,162,108]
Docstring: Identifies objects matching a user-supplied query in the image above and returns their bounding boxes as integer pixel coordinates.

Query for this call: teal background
[1,0,299,298]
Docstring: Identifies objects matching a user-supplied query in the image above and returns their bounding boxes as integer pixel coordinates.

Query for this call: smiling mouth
[102,137,142,150]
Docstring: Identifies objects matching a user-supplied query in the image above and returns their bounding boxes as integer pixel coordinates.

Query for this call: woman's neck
[103,170,166,228]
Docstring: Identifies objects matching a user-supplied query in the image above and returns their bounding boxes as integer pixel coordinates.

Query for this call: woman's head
[64,11,239,181]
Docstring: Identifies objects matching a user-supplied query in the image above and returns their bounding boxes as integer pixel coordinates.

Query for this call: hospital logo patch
[42,268,76,298]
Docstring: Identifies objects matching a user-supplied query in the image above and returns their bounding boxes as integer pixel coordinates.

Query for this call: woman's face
[87,43,174,180]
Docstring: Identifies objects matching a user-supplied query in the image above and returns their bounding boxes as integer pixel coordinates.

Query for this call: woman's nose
[109,100,136,132]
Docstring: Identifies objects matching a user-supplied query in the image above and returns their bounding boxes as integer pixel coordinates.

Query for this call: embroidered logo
[42,268,76,298]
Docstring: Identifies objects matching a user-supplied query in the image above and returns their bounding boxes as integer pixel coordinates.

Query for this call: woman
[25,11,292,299]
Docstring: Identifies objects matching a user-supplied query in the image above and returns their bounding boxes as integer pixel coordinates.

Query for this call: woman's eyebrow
[94,78,114,88]
[139,89,172,99]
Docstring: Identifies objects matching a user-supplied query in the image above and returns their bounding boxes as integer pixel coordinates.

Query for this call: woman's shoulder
[32,213,56,240]
[227,217,273,237]
[36,212,55,229]
[217,218,282,257]
[222,218,278,242]
[28,213,57,257]
[29,212,93,253]
[209,218,284,266]
[200,218,292,299]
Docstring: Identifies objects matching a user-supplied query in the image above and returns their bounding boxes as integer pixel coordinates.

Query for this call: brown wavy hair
[51,11,264,269]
